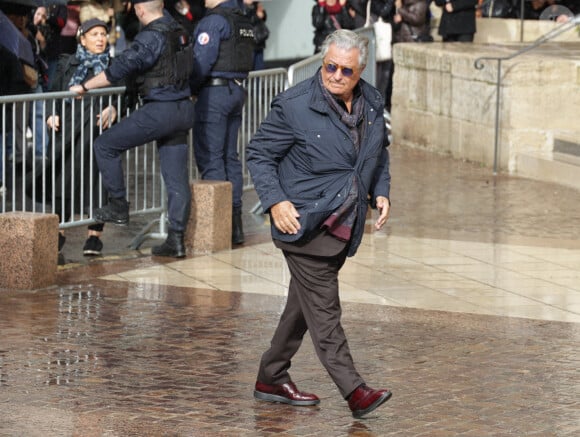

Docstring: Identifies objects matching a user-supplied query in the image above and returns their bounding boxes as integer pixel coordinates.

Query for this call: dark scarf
[318,72,365,148]
[318,72,365,241]
[67,44,110,88]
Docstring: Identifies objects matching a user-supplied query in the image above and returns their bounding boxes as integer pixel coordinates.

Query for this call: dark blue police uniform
[93,10,194,256]
[190,0,255,245]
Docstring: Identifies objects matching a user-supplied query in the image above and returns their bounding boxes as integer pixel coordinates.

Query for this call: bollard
[0,212,59,290]
[185,181,232,254]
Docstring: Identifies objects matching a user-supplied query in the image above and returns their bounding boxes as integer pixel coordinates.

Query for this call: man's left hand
[374,196,390,230]
[69,84,86,97]
[97,106,117,130]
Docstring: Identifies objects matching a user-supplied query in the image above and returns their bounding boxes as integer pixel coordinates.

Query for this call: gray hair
[320,29,369,69]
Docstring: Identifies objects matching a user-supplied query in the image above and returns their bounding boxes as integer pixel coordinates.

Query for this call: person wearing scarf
[45,18,117,260]
[247,30,392,419]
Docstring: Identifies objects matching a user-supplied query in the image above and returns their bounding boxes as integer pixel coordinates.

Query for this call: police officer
[190,0,255,245]
[70,0,195,258]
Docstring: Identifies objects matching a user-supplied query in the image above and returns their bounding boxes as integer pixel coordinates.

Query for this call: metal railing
[1,87,134,227]
[1,29,374,246]
[239,68,288,189]
[474,16,580,174]
[0,68,288,248]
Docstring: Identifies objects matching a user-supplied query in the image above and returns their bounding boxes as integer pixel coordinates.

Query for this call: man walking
[247,29,393,418]
[70,0,195,258]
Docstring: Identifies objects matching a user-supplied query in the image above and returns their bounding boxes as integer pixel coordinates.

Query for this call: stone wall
[474,18,580,44]
[390,40,580,173]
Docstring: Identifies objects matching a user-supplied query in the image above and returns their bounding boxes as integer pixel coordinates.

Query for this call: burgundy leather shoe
[254,381,320,406]
[347,384,392,418]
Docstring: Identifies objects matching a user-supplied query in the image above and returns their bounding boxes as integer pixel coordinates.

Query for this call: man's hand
[270,201,301,234]
[46,115,60,131]
[69,84,86,97]
[374,196,390,230]
[97,106,117,130]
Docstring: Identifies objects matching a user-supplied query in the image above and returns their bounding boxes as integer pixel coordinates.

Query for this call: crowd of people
[311,0,579,110]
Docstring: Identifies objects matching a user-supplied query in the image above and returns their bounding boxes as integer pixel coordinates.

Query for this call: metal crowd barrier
[239,68,288,189]
[0,87,164,233]
[0,46,371,246]
[0,68,287,247]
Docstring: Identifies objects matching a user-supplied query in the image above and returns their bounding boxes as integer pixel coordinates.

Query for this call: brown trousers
[257,230,365,398]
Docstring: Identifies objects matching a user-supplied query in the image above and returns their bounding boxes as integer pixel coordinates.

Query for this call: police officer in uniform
[70,0,195,258]
[190,0,255,245]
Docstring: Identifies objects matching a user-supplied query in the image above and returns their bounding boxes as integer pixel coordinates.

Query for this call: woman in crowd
[392,0,431,43]
[365,0,396,112]
[434,0,477,42]
[312,0,357,53]
[45,18,118,258]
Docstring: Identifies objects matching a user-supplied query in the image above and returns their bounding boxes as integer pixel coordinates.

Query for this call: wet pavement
[1,144,580,436]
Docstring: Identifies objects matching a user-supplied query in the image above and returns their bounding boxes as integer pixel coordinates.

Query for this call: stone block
[0,212,59,290]
[516,152,580,192]
[392,42,580,173]
[426,70,451,116]
[474,18,579,44]
[185,181,232,255]
[505,77,579,130]
[502,57,575,86]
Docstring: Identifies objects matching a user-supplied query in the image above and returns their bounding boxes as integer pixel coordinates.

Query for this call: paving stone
[0,283,579,435]
[1,145,579,435]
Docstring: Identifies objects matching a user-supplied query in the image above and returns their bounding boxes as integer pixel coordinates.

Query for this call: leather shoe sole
[94,214,129,226]
[151,248,186,258]
[253,390,320,406]
[94,207,129,226]
[352,390,392,419]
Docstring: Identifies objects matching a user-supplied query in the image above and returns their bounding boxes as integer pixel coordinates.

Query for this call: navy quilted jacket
[246,70,391,257]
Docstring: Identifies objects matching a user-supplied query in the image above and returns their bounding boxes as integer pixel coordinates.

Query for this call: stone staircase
[392,40,580,194]
[516,138,580,192]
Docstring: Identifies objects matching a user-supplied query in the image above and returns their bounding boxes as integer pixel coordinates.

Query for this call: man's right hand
[270,201,301,235]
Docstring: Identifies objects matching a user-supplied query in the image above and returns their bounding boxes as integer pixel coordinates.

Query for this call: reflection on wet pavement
[1,145,579,435]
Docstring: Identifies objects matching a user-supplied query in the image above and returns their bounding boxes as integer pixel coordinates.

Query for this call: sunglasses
[323,62,356,78]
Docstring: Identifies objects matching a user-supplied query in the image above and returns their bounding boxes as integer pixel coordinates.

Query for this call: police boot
[94,197,130,225]
[232,207,245,245]
[151,229,186,258]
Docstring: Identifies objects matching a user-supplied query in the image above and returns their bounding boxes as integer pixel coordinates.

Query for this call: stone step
[554,151,580,166]
[516,152,580,192]
[554,138,580,157]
